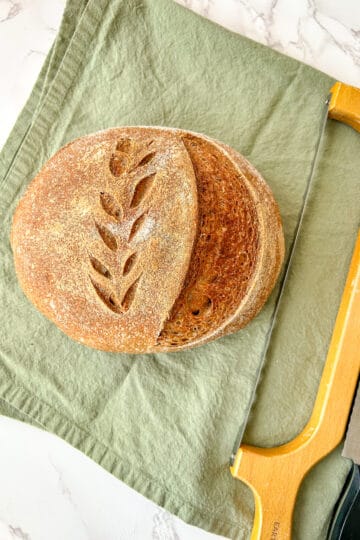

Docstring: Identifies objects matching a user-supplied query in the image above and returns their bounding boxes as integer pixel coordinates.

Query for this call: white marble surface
[0,415,217,540]
[0,1,359,539]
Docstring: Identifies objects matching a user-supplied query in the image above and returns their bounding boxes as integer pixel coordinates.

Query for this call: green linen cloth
[0,1,359,538]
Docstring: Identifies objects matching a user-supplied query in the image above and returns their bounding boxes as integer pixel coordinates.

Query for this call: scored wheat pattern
[89,137,157,314]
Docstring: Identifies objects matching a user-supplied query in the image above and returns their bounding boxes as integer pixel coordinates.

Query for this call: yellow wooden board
[231,82,360,539]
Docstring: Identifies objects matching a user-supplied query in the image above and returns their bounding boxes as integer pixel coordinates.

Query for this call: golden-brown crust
[11,127,284,353]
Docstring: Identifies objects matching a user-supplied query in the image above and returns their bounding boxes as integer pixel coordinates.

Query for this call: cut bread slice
[158,132,284,350]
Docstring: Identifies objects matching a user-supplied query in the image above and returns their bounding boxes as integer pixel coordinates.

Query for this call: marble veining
[0,1,359,539]
[176,0,360,86]
[8,525,31,540]
[0,0,22,23]
[0,521,31,540]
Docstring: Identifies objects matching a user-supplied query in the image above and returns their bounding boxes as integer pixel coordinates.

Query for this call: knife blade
[327,383,360,539]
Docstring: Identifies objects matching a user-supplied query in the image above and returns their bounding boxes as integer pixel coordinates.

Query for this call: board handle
[328,82,360,132]
[231,231,360,539]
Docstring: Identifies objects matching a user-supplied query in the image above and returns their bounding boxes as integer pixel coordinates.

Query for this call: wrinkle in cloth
[0,1,360,539]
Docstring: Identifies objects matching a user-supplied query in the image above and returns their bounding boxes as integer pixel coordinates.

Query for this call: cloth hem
[0,381,247,540]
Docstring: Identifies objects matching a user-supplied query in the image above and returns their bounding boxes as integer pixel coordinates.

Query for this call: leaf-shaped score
[137,152,156,168]
[121,275,141,312]
[89,255,111,278]
[109,153,128,176]
[122,252,138,276]
[128,213,147,242]
[100,192,123,220]
[95,222,117,251]
[130,173,156,208]
[90,276,123,314]
[108,138,134,177]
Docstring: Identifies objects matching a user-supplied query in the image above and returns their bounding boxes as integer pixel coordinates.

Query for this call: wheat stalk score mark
[129,212,148,242]
[130,173,156,208]
[137,152,156,167]
[121,275,142,311]
[90,255,111,278]
[90,137,157,314]
[90,276,122,313]
[95,221,117,251]
[100,192,123,221]
[123,252,138,276]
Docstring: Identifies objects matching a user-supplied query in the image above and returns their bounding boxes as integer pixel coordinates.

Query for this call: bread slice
[11,127,284,353]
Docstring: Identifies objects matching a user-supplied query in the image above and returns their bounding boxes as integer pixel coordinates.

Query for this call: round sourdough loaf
[11,127,284,353]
